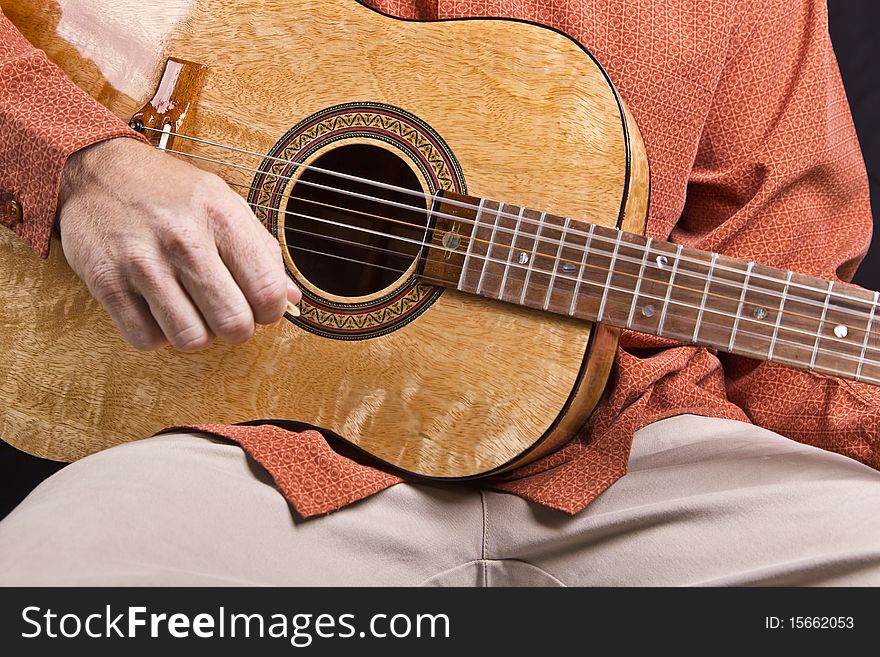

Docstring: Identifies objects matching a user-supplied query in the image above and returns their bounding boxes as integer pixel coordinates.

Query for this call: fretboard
[419,191,880,386]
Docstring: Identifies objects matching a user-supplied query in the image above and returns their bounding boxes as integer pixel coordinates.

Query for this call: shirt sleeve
[677,0,880,467]
[0,9,146,257]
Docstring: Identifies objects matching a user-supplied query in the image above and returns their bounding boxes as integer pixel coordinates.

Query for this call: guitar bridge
[128,58,207,151]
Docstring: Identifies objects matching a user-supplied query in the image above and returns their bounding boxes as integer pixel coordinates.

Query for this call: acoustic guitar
[1,0,877,479]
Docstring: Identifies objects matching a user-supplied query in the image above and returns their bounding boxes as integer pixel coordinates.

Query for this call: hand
[57,137,301,352]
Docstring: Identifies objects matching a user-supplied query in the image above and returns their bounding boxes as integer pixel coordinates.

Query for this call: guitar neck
[420,191,880,386]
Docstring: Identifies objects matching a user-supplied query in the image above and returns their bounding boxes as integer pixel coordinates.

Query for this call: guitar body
[0,0,648,477]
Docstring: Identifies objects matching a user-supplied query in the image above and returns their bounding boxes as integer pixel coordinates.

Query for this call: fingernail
[285,280,301,317]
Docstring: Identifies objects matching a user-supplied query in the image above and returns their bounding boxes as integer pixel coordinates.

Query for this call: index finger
[209,193,290,325]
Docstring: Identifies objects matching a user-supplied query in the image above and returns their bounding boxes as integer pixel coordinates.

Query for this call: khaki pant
[1,414,879,586]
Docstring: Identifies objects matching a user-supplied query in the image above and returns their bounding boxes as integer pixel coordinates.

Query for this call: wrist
[56,138,133,233]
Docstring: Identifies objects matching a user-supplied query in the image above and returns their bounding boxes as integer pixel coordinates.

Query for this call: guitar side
[0,0,648,477]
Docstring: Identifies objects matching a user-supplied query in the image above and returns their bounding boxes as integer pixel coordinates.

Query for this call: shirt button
[1,193,23,227]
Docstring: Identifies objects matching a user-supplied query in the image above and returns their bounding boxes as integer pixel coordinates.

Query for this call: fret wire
[173,139,879,327]
[657,244,684,337]
[728,261,754,352]
[284,176,880,364]
[568,223,596,316]
[497,207,526,300]
[692,252,719,343]
[855,290,880,382]
[457,198,485,291]
[236,157,876,332]
[493,230,878,340]
[519,212,546,305]
[292,231,880,379]
[475,202,503,296]
[596,230,623,323]
[808,280,835,371]
[543,218,571,311]
[767,270,794,362]
[293,188,879,365]
[626,236,654,329]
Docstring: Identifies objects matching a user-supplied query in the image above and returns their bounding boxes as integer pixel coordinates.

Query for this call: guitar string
[164,146,880,338]
[281,234,880,383]
[146,127,879,322]
[268,190,880,350]
[157,146,880,362]
[284,232,873,368]
[259,186,880,352]
[159,144,880,335]
[272,205,880,371]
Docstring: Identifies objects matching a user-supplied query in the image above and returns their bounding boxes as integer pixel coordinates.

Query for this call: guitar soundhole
[285,143,429,298]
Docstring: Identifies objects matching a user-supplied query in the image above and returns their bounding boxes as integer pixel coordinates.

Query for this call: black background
[830,0,880,290]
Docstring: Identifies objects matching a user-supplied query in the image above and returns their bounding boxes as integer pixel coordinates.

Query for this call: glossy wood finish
[0,0,649,476]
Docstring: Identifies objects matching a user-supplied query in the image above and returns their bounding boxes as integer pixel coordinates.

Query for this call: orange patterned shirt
[2,1,879,518]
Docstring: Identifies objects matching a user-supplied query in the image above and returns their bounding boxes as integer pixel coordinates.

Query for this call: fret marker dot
[753,307,767,320]
[656,255,668,269]
[561,263,576,275]
[517,252,530,265]
[441,232,460,251]
[641,304,656,318]
[834,324,848,339]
